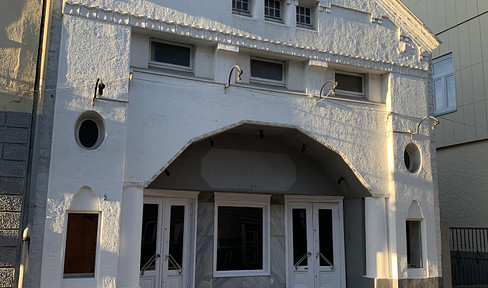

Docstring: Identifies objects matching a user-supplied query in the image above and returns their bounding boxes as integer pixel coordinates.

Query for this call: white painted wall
[39,0,442,286]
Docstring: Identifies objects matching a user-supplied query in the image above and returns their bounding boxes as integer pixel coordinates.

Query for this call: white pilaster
[117,186,144,288]
[365,197,389,279]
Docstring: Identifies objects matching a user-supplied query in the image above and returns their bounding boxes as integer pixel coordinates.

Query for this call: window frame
[149,39,194,72]
[232,0,251,16]
[62,211,101,279]
[265,0,284,22]
[405,218,428,278]
[296,5,314,29]
[433,52,456,116]
[250,57,286,86]
[213,193,271,277]
[334,71,366,98]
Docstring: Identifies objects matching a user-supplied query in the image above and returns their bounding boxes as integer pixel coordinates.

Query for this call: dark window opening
[151,41,191,68]
[292,209,308,266]
[251,59,284,83]
[233,0,250,14]
[140,204,159,271]
[169,205,185,270]
[217,206,263,271]
[318,209,334,266]
[78,120,99,149]
[63,213,99,278]
[296,6,312,27]
[335,73,364,95]
[406,220,423,268]
[265,0,282,20]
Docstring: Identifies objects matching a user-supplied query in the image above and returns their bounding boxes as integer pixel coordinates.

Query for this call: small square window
[265,0,282,21]
[335,72,365,97]
[296,6,312,28]
[433,53,456,115]
[150,40,193,71]
[250,58,285,85]
[406,220,423,269]
[63,213,99,278]
[233,0,250,15]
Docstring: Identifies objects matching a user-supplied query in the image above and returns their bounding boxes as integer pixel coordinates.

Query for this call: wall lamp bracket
[92,77,129,106]
[225,65,243,91]
[314,80,338,105]
[393,116,440,139]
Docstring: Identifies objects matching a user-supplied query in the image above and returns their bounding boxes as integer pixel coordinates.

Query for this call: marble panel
[213,277,242,288]
[242,276,271,288]
[270,204,285,237]
[197,202,214,237]
[270,236,286,288]
[195,236,213,288]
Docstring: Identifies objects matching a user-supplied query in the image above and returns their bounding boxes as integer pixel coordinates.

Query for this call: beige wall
[0,0,43,113]
[403,0,488,147]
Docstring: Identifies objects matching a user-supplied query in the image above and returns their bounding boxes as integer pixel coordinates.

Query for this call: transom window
[335,72,365,97]
[265,0,282,21]
[250,58,285,85]
[433,53,456,115]
[150,40,193,71]
[232,0,250,15]
[214,193,270,277]
[296,6,312,27]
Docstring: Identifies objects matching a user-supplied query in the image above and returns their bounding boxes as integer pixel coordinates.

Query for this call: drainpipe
[18,0,52,286]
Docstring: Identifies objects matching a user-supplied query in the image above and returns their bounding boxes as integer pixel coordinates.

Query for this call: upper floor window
[233,0,251,15]
[433,53,456,115]
[250,58,285,86]
[296,6,312,28]
[150,40,193,71]
[265,0,282,22]
[335,72,365,98]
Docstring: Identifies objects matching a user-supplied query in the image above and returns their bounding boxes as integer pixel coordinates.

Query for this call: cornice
[62,1,431,76]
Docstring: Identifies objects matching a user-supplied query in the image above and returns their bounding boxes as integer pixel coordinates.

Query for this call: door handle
[294,252,311,270]
[140,253,160,275]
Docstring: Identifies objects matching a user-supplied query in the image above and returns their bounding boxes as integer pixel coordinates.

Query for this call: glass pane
[251,59,283,81]
[433,57,453,76]
[151,42,191,67]
[335,73,363,93]
[64,213,98,278]
[446,75,456,109]
[140,204,158,271]
[169,205,185,270]
[292,209,308,266]
[318,209,334,266]
[434,79,445,111]
[217,206,263,271]
[406,221,423,268]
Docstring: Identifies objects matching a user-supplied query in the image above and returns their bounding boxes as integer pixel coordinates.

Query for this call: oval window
[75,112,104,150]
[404,143,421,173]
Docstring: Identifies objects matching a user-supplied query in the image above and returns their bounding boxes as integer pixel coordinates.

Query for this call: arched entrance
[139,124,372,288]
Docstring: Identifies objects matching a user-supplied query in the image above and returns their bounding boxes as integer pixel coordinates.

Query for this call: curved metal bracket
[314,80,338,105]
[225,65,243,90]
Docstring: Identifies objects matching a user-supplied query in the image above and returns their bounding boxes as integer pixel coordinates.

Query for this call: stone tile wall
[0,111,31,288]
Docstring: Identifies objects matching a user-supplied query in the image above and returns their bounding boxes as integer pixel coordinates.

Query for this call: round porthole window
[75,112,104,150]
[404,143,421,173]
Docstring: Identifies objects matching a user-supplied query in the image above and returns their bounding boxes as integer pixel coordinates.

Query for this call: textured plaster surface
[38,0,442,287]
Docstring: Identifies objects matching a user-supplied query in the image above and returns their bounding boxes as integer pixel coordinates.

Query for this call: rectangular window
[265,0,282,21]
[64,213,99,278]
[250,58,285,85]
[433,53,456,115]
[214,193,270,277]
[296,6,312,28]
[335,72,365,98]
[406,220,423,269]
[233,0,250,15]
[150,40,193,71]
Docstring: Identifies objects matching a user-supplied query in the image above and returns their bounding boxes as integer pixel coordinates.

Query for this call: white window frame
[250,57,286,86]
[433,52,456,115]
[334,71,366,98]
[232,0,251,16]
[265,0,284,22]
[213,193,271,277]
[62,211,101,281]
[296,4,314,29]
[149,39,193,72]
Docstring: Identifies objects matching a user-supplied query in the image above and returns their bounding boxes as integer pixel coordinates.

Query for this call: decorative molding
[62,1,431,74]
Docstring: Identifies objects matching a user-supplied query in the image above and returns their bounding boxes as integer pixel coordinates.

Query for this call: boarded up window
[63,213,99,278]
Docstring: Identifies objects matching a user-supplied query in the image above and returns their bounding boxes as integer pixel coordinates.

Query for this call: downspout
[18,0,52,286]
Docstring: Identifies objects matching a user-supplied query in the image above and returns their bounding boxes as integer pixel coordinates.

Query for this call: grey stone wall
[0,111,31,288]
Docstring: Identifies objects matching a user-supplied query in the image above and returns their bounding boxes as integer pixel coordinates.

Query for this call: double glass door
[140,197,192,288]
[287,202,344,288]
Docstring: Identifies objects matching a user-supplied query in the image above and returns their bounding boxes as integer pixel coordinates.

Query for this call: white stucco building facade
[37,0,442,287]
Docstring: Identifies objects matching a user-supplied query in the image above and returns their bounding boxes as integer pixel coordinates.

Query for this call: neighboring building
[0,0,44,286]
[402,0,488,285]
[29,0,444,287]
